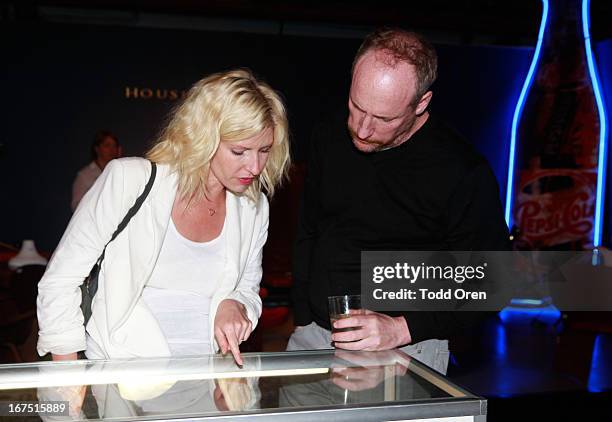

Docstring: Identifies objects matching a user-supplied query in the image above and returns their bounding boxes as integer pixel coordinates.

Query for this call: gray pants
[286,322,450,375]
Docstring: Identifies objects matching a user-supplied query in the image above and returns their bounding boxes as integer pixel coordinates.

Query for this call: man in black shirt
[289,28,509,374]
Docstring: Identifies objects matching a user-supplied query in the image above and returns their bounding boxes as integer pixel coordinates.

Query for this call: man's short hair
[352,28,438,101]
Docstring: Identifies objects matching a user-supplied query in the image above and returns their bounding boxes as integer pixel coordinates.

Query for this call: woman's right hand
[214,299,252,366]
[52,352,78,361]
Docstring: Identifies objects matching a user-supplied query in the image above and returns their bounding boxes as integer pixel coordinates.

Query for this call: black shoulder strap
[97,161,157,262]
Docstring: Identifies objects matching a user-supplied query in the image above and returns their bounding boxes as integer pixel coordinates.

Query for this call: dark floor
[446,311,612,420]
[449,314,611,391]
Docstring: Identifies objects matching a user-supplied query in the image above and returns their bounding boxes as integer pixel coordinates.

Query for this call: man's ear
[415,91,433,115]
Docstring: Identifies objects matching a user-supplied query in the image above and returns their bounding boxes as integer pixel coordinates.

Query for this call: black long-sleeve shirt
[291,111,510,344]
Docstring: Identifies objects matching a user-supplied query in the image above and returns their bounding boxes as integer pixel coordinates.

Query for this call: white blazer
[37,157,266,358]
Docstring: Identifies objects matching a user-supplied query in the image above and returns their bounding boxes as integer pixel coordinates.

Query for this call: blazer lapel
[223,192,241,288]
[127,164,177,296]
[108,163,177,334]
[223,192,258,289]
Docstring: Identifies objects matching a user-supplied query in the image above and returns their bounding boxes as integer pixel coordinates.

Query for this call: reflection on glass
[0,350,471,421]
[36,378,261,421]
[277,350,453,409]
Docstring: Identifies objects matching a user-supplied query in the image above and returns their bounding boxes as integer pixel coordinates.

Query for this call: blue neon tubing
[582,0,609,247]
[505,0,549,227]
[505,0,608,247]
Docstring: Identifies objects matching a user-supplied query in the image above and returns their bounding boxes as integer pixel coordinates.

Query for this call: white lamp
[8,239,48,270]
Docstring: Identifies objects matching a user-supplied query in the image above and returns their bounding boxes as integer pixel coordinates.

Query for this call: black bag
[81,161,157,325]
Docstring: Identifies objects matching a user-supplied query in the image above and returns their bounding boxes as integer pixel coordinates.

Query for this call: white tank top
[142,218,226,356]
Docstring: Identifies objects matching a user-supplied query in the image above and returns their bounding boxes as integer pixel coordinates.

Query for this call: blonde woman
[37,69,291,365]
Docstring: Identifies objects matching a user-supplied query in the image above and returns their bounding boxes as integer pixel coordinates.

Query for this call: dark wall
[0,23,358,250]
[1,22,610,250]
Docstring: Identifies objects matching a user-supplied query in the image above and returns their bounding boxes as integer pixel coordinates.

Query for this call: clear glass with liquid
[328,295,363,334]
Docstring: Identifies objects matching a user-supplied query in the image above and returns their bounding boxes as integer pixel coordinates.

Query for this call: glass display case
[0,350,486,421]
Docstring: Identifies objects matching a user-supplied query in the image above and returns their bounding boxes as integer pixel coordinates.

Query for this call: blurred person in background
[71,130,121,211]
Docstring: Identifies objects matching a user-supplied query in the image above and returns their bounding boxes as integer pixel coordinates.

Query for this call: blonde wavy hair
[147,69,291,202]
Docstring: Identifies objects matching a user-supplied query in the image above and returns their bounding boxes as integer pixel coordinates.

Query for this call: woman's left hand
[214,299,252,366]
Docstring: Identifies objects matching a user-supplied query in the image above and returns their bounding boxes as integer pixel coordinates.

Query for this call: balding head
[352,28,437,102]
[347,47,433,153]
[352,49,417,114]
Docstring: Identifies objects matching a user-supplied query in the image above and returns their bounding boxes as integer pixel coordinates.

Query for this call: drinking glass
[328,295,363,334]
